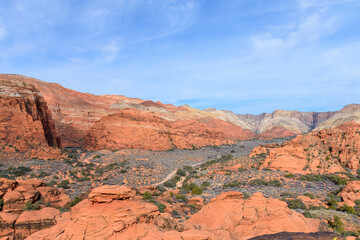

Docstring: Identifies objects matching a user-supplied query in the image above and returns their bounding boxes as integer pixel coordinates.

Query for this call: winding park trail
[155,161,205,186]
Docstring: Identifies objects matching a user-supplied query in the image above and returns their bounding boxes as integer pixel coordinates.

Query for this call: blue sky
[0,0,360,114]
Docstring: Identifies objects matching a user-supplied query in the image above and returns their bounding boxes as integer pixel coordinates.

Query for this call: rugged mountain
[1,74,359,152]
[0,77,63,159]
[27,185,328,240]
[316,104,360,130]
[236,110,335,137]
[250,121,360,173]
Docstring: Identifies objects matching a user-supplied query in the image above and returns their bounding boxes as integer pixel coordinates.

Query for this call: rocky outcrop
[84,109,254,151]
[0,178,69,239]
[0,78,61,159]
[0,178,70,212]
[187,192,325,240]
[251,122,360,173]
[27,186,329,240]
[338,181,360,207]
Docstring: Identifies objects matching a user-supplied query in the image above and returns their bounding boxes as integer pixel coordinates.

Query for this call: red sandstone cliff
[0,78,62,159]
[250,121,360,173]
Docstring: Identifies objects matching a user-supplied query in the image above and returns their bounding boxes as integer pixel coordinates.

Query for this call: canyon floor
[0,138,287,198]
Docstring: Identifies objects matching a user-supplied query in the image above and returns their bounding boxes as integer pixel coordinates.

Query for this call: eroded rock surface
[27,186,330,240]
[251,122,360,173]
[0,78,61,160]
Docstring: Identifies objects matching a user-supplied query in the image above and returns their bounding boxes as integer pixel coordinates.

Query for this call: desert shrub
[176,169,186,176]
[303,210,317,218]
[243,193,251,199]
[93,155,101,159]
[249,178,267,186]
[69,196,82,207]
[329,215,345,235]
[327,198,339,210]
[201,181,210,190]
[0,199,3,211]
[223,180,240,188]
[286,199,306,210]
[142,192,153,200]
[191,187,203,195]
[300,174,347,185]
[284,173,295,178]
[339,204,355,214]
[163,179,177,188]
[23,201,40,211]
[175,194,188,203]
[58,180,70,189]
[303,192,315,199]
[267,179,282,187]
[280,192,297,198]
[155,202,166,213]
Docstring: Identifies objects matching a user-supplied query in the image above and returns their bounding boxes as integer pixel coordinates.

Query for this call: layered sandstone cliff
[0,78,62,159]
[84,109,255,151]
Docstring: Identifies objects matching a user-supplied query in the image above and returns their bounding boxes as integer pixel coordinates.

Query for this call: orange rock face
[27,186,328,240]
[84,109,254,151]
[0,78,62,159]
[0,178,69,239]
[338,181,360,207]
[187,192,324,240]
[1,74,255,150]
[251,122,360,173]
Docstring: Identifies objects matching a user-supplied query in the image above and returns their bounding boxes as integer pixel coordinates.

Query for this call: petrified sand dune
[27,186,328,240]
[251,121,360,173]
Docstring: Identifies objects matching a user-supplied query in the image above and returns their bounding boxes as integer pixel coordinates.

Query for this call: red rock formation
[251,122,360,173]
[187,192,325,239]
[0,78,62,159]
[84,109,254,151]
[0,178,69,239]
[0,178,70,213]
[27,186,329,240]
[338,181,360,207]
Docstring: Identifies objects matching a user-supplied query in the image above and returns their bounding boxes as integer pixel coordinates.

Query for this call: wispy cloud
[0,27,6,40]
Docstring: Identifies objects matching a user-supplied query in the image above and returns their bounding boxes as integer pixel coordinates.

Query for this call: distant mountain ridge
[1,73,359,151]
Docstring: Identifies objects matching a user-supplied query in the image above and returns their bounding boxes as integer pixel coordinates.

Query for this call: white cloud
[100,40,122,62]
[0,27,6,40]
[323,41,360,78]
[250,11,337,54]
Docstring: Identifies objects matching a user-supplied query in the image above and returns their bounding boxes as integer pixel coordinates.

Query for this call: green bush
[284,173,295,178]
[303,210,317,218]
[191,187,203,195]
[249,178,267,186]
[303,192,315,199]
[339,204,355,214]
[58,180,70,189]
[23,201,40,211]
[329,215,345,235]
[69,196,82,207]
[267,179,283,187]
[223,180,240,188]
[328,198,339,210]
[176,169,186,176]
[286,199,307,210]
[155,202,166,213]
[142,192,153,200]
[175,194,188,203]
[300,174,347,185]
